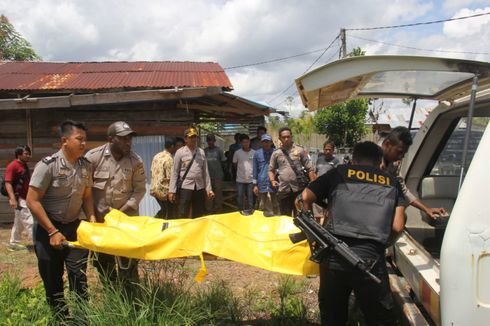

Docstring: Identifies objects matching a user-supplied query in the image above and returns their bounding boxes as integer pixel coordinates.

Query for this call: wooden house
[0,61,272,221]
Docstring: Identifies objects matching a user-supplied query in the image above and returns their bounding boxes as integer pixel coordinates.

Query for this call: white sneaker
[7,243,27,251]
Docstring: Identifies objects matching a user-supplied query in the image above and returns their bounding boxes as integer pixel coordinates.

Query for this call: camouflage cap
[184,127,198,137]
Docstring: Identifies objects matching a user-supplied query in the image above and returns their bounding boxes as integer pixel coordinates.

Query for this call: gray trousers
[205,178,223,214]
[258,192,280,216]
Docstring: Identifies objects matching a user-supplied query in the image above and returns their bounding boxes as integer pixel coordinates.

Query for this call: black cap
[107,121,136,137]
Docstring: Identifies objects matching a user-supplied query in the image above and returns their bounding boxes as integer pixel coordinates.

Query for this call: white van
[295,55,490,325]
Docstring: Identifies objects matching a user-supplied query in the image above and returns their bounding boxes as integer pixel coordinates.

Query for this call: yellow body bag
[73,209,318,280]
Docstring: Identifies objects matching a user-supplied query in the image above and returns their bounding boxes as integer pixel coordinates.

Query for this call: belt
[50,218,79,225]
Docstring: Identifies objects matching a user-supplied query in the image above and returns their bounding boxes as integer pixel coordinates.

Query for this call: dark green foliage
[0,15,41,61]
[313,99,368,147]
[0,273,53,325]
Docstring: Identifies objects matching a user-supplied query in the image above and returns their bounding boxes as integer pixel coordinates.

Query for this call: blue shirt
[253,148,275,193]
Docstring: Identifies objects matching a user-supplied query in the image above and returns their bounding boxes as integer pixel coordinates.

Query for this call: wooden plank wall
[0,101,195,223]
[1,102,194,161]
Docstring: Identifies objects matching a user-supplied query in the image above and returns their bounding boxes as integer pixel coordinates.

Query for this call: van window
[430,117,489,176]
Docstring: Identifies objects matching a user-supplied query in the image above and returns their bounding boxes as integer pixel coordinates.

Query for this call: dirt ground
[0,222,321,320]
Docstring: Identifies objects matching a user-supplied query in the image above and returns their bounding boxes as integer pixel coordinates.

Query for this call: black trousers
[277,190,302,216]
[178,188,206,218]
[155,199,176,219]
[34,219,88,314]
[318,259,397,326]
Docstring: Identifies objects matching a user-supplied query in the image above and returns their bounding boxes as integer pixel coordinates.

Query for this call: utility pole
[340,28,347,58]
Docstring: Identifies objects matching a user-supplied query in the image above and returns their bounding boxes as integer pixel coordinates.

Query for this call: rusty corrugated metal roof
[0,61,233,92]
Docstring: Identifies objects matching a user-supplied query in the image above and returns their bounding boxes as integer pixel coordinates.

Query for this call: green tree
[287,110,314,145]
[266,115,285,134]
[198,121,222,134]
[348,46,365,57]
[0,15,40,61]
[313,99,368,147]
[312,47,368,147]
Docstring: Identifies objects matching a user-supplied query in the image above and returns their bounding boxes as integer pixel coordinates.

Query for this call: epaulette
[41,156,56,165]
[79,156,91,164]
[86,146,105,155]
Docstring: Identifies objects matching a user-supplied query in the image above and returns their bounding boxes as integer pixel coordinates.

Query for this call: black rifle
[290,210,381,284]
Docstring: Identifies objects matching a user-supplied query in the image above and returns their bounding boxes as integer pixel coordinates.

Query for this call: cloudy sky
[1,0,490,115]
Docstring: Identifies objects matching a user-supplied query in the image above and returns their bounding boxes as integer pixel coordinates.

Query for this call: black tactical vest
[325,165,398,244]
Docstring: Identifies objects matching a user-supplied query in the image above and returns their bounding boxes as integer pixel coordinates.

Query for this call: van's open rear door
[295,55,490,110]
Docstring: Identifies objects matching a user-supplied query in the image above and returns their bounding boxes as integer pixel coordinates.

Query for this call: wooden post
[340,28,347,58]
[26,109,33,152]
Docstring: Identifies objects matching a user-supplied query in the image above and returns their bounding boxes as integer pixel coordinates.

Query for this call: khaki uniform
[30,149,93,222]
[150,150,173,201]
[382,159,416,204]
[29,149,93,312]
[85,143,146,219]
[269,144,314,216]
[269,144,314,193]
[85,143,146,292]
[169,146,211,218]
[169,146,212,193]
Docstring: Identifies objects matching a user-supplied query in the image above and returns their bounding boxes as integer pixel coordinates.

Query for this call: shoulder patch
[41,156,56,165]
[130,151,143,162]
[135,161,145,175]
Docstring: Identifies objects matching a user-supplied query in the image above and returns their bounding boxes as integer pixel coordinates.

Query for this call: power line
[349,34,490,56]
[346,11,490,31]
[303,35,340,73]
[272,48,343,109]
[267,34,340,106]
[226,11,490,71]
[223,47,329,70]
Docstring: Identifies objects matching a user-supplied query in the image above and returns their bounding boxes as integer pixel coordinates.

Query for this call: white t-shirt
[233,148,255,183]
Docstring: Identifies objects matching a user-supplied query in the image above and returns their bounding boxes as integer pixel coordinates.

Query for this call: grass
[0,273,53,326]
[0,259,319,325]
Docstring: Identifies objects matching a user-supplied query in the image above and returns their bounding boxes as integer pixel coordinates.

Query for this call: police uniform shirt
[29,150,93,223]
[307,164,406,269]
[382,158,417,204]
[169,146,212,193]
[269,144,314,192]
[85,143,146,219]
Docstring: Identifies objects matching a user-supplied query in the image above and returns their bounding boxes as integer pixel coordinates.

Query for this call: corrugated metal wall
[132,135,166,217]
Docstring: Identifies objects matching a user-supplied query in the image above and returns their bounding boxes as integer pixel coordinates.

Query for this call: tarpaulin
[72,209,319,281]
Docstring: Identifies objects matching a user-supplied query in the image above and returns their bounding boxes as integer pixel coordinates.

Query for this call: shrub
[0,273,53,326]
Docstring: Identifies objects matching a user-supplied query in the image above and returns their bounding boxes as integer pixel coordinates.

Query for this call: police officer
[302,141,406,325]
[85,121,146,292]
[381,126,447,219]
[168,127,214,218]
[268,127,316,216]
[27,120,95,317]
